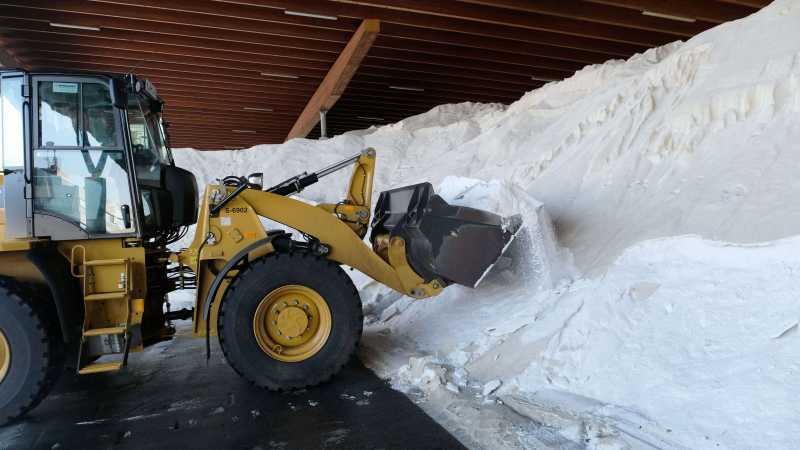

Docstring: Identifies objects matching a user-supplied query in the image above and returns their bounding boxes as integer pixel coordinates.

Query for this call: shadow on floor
[0,324,465,450]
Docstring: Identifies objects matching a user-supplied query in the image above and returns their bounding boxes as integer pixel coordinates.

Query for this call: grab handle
[70,245,86,278]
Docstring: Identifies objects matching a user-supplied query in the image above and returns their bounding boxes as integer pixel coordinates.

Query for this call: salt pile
[172,1,800,448]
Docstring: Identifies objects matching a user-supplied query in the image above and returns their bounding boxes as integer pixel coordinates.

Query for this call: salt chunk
[482,379,502,397]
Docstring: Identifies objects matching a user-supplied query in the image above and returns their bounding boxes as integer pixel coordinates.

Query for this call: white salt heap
[172,1,800,448]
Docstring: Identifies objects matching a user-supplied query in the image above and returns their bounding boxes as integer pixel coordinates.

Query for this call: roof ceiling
[0,0,768,149]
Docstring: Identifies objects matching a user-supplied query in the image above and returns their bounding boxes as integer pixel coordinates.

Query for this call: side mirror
[162,165,199,227]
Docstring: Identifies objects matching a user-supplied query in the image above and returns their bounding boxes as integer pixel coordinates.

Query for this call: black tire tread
[218,252,362,391]
[0,277,64,425]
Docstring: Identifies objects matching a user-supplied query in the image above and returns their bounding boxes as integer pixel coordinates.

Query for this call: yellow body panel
[0,176,150,363]
[180,180,270,336]
[244,188,408,292]
[181,150,443,338]
[317,150,375,237]
[58,240,148,354]
[1,149,442,355]
[0,250,45,283]
[0,176,46,279]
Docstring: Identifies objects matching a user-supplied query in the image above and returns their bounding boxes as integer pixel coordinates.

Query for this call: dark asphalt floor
[0,324,466,450]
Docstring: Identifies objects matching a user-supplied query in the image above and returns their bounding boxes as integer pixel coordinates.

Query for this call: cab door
[0,71,29,239]
[30,76,138,240]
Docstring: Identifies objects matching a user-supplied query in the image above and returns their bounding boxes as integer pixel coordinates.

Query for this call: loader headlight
[247,173,264,190]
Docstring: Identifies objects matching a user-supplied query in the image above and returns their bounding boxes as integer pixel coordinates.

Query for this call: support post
[285,19,380,141]
[319,109,328,140]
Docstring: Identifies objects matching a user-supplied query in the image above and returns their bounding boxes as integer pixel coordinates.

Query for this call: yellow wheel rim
[253,285,332,363]
[0,329,10,383]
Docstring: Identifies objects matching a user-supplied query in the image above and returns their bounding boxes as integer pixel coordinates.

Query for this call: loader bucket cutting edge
[472,216,524,288]
[371,183,524,289]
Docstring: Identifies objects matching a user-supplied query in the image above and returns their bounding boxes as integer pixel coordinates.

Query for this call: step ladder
[72,249,134,375]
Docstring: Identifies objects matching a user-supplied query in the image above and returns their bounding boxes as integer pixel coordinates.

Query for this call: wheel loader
[0,70,520,424]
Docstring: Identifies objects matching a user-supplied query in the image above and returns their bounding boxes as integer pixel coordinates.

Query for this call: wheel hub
[276,307,309,338]
[0,328,10,383]
[253,285,332,363]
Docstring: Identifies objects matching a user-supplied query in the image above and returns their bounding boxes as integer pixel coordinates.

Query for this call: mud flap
[371,182,523,288]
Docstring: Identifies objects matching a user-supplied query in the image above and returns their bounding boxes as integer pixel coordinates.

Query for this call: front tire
[218,252,362,390]
[0,279,64,425]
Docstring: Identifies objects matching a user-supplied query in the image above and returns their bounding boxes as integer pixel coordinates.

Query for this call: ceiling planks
[0,0,764,149]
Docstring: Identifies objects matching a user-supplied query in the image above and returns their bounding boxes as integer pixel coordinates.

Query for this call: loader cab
[0,70,197,243]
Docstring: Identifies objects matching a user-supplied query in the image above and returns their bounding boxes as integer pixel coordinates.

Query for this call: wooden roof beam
[18,0,646,58]
[0,14,614,69]
[8,37,571,85]
[14,47,329,78]
[716,0,770,7]
[0,19,595,70]
[26,59,519,104]
[22,55,323,85]
[0,35,335,71]
[456,0,718,29]
[286,19,380,141]
[0,0,640,60]
[216,0,659,51]
[0,0,354,43]
[582,0,758,24]
[330,0,681,46]
[0,11,347,55]
[0,18,340,62]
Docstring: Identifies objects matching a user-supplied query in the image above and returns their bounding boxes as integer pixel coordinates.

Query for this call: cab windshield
[126,95,172,183]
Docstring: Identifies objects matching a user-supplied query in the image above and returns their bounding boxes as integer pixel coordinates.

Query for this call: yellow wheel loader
[0,70,520,423]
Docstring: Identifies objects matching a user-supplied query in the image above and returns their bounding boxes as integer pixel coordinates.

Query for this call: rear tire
[218,252,362,390]
[0,279,64,425]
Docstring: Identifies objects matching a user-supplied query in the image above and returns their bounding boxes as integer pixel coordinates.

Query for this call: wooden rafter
[717,0,770,6]
[0,0,765,149]
[582,0,758,24]
[285,19,380,141]
[330,0,683,46]
[457,0,737,26]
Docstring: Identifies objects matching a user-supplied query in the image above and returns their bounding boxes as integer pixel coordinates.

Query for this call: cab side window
[82,83,118,148]
[38,81,80,147]
[38,81,120,148]
[33,79,135,235]
[0,74,25,214]
[1,75,25,169]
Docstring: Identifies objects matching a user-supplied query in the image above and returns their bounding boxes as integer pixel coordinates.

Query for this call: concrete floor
[0,325,465,450]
